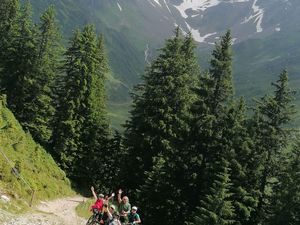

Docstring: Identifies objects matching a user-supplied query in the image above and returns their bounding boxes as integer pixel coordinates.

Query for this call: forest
[0,1,299,225]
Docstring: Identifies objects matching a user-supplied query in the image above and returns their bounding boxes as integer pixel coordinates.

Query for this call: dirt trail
[2,196,87,225]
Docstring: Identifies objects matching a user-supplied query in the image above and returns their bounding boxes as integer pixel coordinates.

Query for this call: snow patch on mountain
[148,0,172,14]
[117,2,122,11]
[152,0,162,7]
[185,22,216,43]
[242,0,264,32]
[174,0,250,19]
[147,0,158,8]
[162,0,172,14]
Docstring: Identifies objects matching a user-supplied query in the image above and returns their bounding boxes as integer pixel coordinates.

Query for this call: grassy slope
[0,96,73,213]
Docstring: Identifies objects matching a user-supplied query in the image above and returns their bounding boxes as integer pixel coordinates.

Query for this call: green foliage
[24,5,63,147]
[75,198,94,219]
[51,28,84,173]
[0,1,59,148]
[90,131,125,192]
[1,1,38,121]
[0,0,19,75]
[124,28,200,224]
[268,140,300,225]
[193,160,235,225]
[210,30,233,113]
[248,69,296,224]
[224,100,257,225]
[0,96,73,213]
[52,25,112,191]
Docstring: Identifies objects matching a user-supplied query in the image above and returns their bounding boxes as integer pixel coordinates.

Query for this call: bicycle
[86,213,102,225]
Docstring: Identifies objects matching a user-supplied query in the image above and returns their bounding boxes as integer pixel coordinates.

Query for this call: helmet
[132,206,138,211]
[110,205,116,210]
[98,193,104,198]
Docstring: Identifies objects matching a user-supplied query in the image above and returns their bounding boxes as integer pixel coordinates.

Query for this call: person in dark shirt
[128,206,141,224]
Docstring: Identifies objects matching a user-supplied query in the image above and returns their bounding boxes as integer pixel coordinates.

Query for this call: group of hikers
[90,186,142,225]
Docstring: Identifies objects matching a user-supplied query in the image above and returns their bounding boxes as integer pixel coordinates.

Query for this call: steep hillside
[0,96,73,213]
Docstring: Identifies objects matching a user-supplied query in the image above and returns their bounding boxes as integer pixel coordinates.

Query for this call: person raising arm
[107,205,121,225]
[117,189,131,223]
[90,186,104,221]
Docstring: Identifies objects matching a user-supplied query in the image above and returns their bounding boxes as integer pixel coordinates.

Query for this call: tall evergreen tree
[191,30,234,169]
[223,99,257,225]
[78,32,111,187]
[268,140,300,225]
[51,29,83,174]
[24,5,63,146]
[0,0,19,35]
[0,0,19,72]
[249,69,296,224]
[123,28,199,224]
[1,1,38,123]
[52,25,110,183]
[190,30,240,225]
[209,30,233,113]
[192,160,235,225]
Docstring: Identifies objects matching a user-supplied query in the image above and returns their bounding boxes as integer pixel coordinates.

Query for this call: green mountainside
[233,29,300,123]
[0,96,73,213]
[26,0,300,128]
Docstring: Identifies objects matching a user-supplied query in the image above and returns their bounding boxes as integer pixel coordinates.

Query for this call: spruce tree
[1,1,38,123]
[52,29,85,174]
[24,5,62,146]
[192,30,234,167]
[78,32,111,187]
[0,0,19,71]
[191,31,247,225]
[209,30,233,113]
[52,25,110,183]
[223,99,257,225]
[268,141,300,225]
[193,160,235,225]
[249,69,296,224]
[123,28,199,224]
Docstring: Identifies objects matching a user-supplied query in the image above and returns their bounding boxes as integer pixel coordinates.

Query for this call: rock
[1,195,10,203]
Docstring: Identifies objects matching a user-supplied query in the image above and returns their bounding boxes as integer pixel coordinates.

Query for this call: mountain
[28,0,300,126]
[0,96,73,213]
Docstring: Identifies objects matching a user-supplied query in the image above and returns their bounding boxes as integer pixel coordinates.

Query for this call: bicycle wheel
[86,215,97,225]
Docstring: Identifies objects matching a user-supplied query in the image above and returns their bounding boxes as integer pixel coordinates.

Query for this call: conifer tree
[51,29,83,174]
[209,30,233,113]
[0,0,19,71]
[52,25,110,182]
[78,33,111,186]
[1,1,38,123]
[24,5,62,146]
[123,28,199,224]
[191,30,234,167]
[249,69,296,224]
[192,160,235,225]
[268,141,300,225]
[191,31,244,224]
[223,99,257,225]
